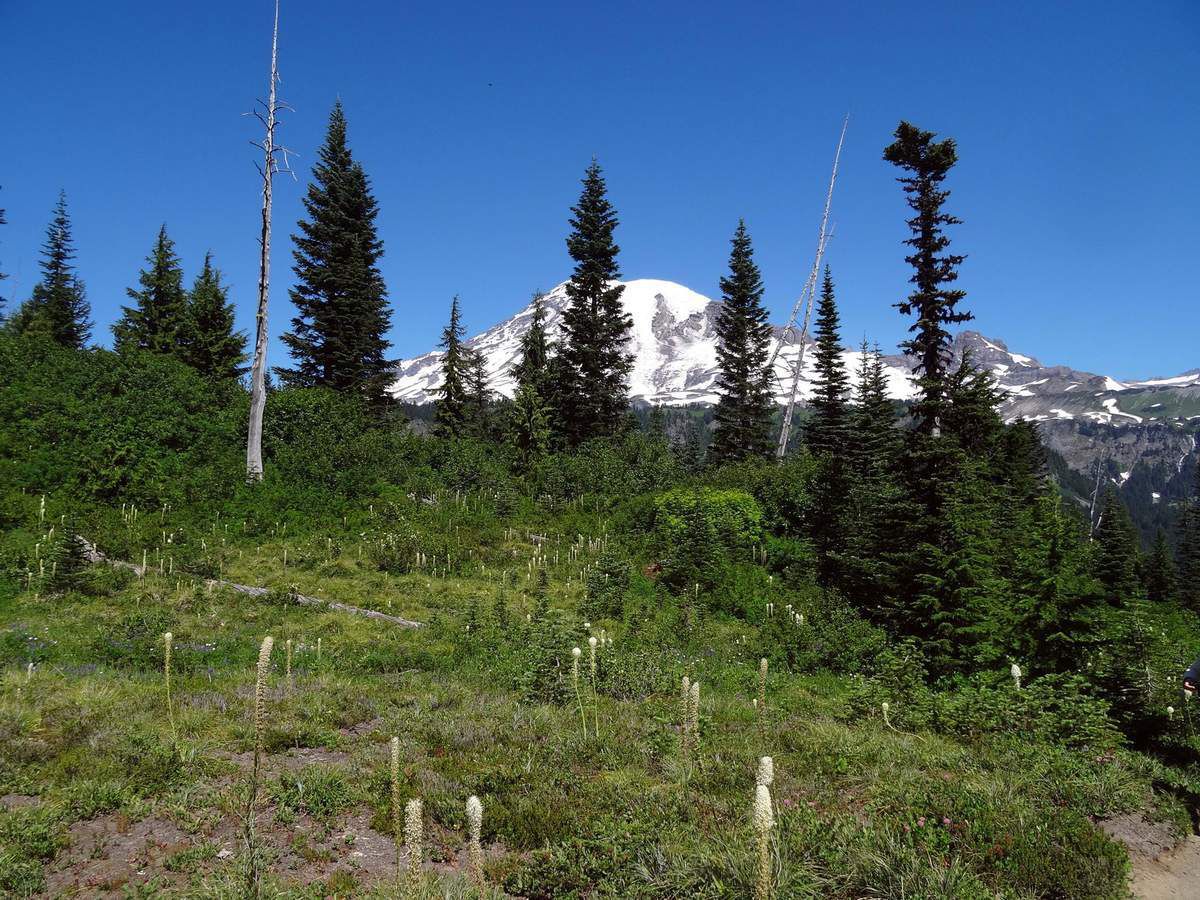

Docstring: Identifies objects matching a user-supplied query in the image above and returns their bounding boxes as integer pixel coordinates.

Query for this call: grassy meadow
[2,487,1196,899]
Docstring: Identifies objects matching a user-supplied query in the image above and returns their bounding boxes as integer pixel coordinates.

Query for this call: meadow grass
[0,504,1183,898]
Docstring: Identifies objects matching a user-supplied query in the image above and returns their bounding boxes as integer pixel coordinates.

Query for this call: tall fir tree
[463,348,492,438]
[843,343,905,612]
[112,225,188,355]
[510,294,551,395]
[12,192,91,348]
[279,101,393,403]
[1009,496,1105,674]
[1095,488,1140,605]
[510,380,551,469]
[181,253,247,379]
[1176,458,1200,611]
[1143,528,1176,604]
[710,220,772,463]
[802,266,852,586]
[804,266,849,455]
[883,122,971,435]
[556,160,633,445]
[848,342,899,479]
[434,296,469,438]
[509,294,553,466]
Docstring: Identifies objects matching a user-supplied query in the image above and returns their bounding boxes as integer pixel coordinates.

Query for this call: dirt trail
[1129,836,1200,900]
[1101,814,1200,900]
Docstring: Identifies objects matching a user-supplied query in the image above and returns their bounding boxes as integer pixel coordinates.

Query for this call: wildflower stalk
[405,798,424,893]
[391,737,402,882]
[754,783,775,900]
[285,638,293,692]
[243,635,273,900]
[572,647,587,738]
[466,795,484,884]
[688,680,701,754]
[757,657,768,737]
[756,755,773,789]
[162,631,178,745]
[681,675,692,757]
[588,635,600,738]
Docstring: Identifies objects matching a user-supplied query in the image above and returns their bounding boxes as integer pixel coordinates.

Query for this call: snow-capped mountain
[391,279,918,407]
[390,278,1200,429]
[391,278,1200,525]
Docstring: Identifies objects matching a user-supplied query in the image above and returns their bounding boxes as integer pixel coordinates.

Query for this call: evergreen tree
[1176,459,1200,611]
[804,266,849,455]
[1143,528,1176,604]
[463,348,492,438]
[13,192,92,348]
[942,356,1006,456]
[510,381,551,469]
[510,294,551,395]
[434,296,469,438]
[181,253,247,379]
[801,268,852,585]
[883,122,971,435]
[1010,496,1104,674]
[848,342,899,480]
[279,101,393,403]
[112,225,188,355]
[997,419,1048,509]
[556,160,633,444]
[509,294,553,467]
[711,220,773,463]
[47,516,89,592]
[1095,488,1140,605]
[835,343,903,603]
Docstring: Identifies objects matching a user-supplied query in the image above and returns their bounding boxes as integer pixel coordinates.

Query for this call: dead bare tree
[771,116,848,460]
[246,0,294,483]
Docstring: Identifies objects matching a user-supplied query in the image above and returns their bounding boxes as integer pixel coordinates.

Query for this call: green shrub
[583,547,629,620]
[654,487,763,553]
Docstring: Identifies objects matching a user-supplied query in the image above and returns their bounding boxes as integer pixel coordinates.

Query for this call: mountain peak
[389,279,1199,430]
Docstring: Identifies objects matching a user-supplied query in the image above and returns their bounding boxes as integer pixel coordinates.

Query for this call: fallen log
[78,537,423,629]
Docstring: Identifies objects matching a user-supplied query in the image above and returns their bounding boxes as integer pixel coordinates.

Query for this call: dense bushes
[846,641,1124,751]
[0,334,243,504]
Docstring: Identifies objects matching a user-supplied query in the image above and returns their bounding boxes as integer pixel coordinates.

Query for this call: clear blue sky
[1,0,1196,378]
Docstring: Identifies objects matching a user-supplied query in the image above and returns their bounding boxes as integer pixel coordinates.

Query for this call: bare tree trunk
[246,0,285,483]
[774,116,848,460]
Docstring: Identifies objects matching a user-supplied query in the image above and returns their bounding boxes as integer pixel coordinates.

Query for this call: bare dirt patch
[40,813,190,898]
[0,793,39,811]
[1101,814,1200,900]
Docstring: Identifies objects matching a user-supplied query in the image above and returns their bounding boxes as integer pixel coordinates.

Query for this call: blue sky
[1,0,1196,378]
